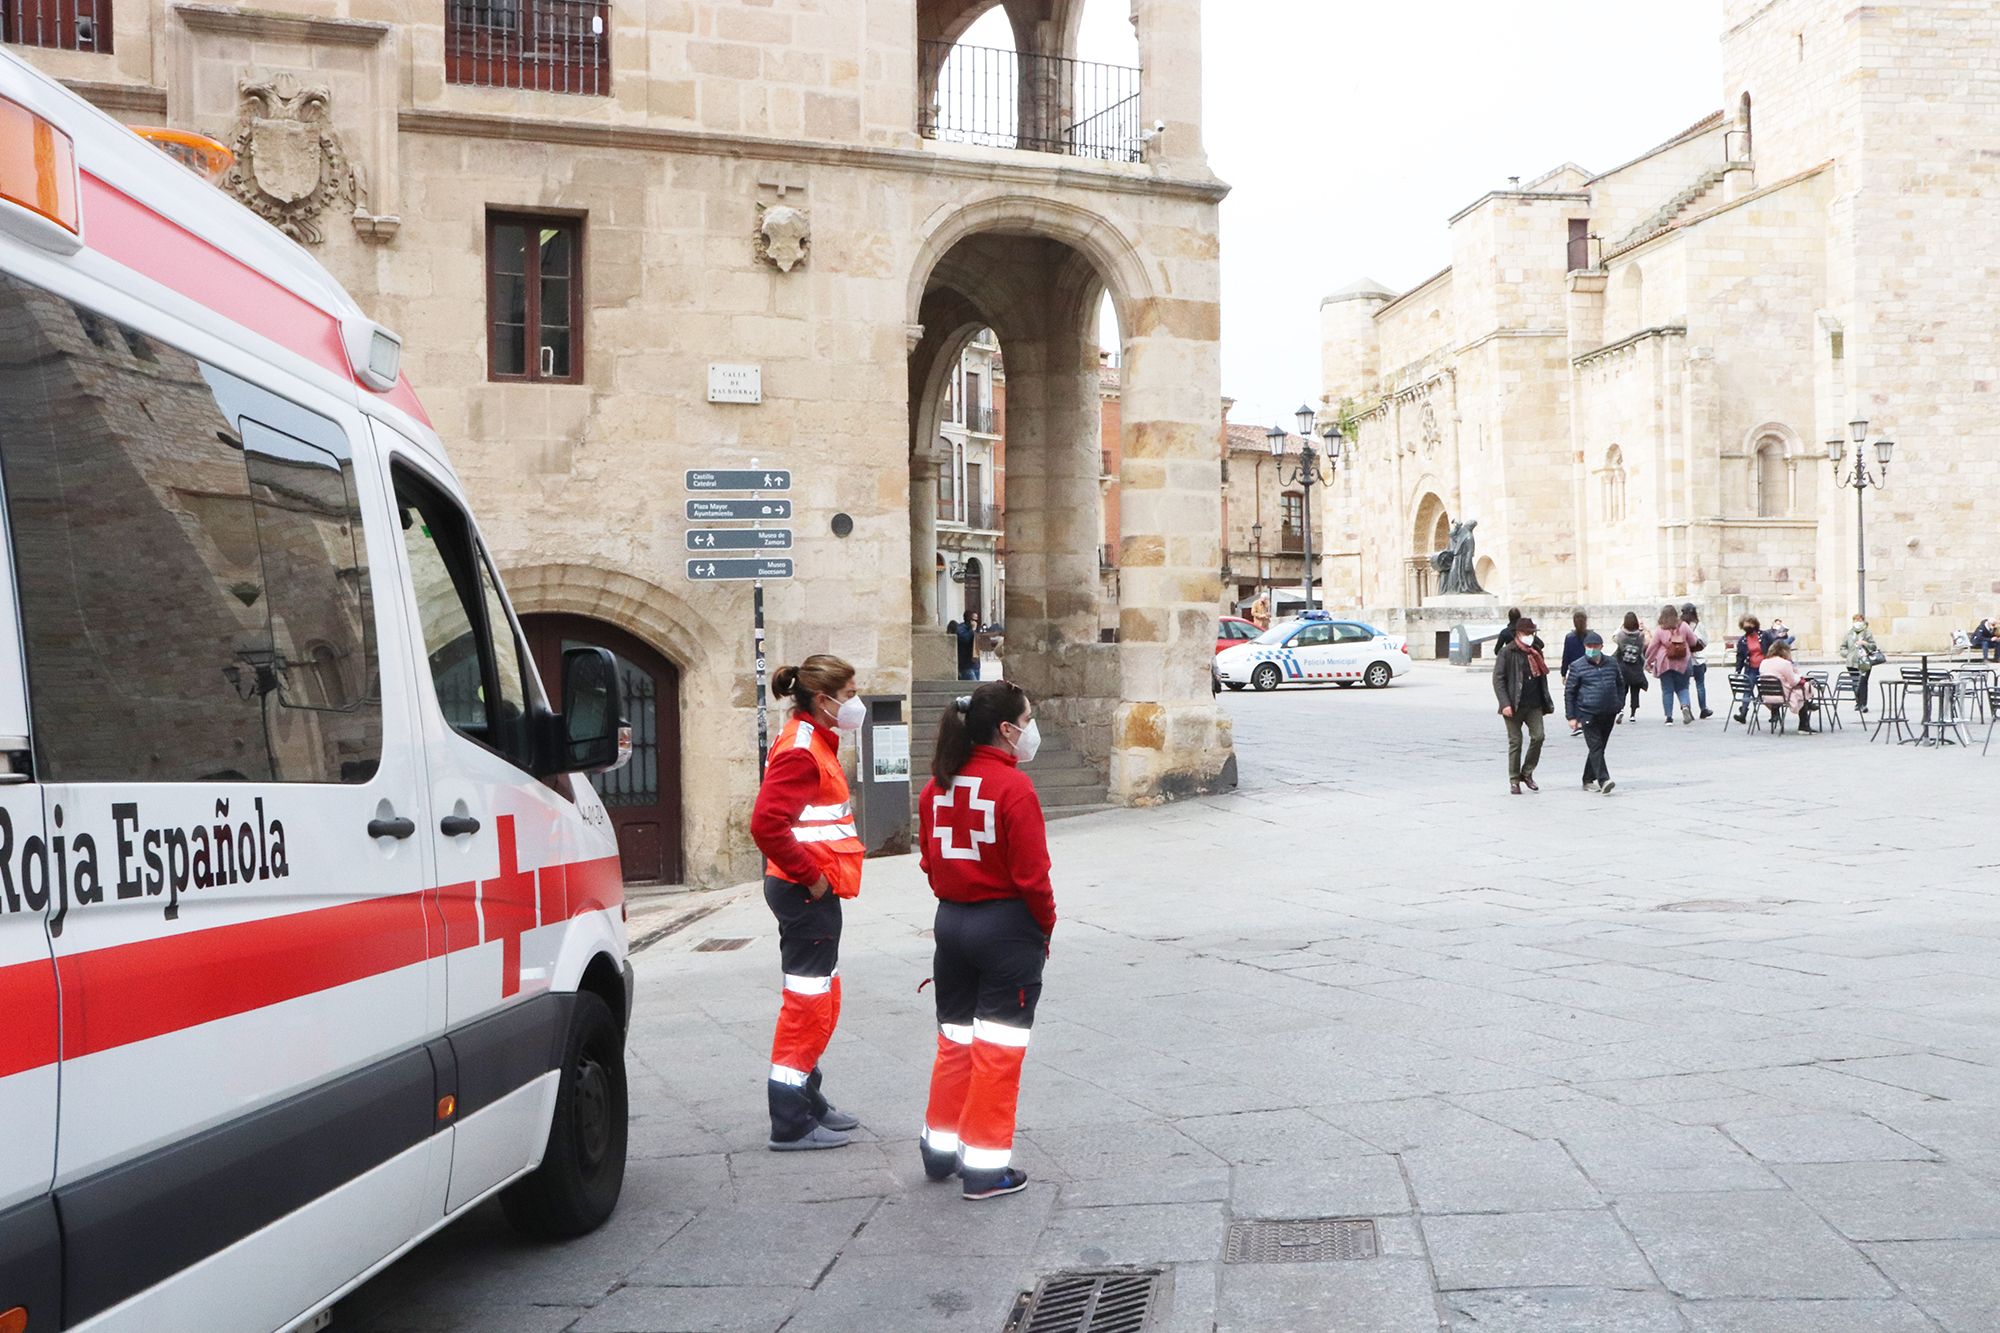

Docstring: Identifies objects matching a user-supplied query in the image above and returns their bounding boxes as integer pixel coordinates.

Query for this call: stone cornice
[61,79,167,117]
[398,110,1233,204]
[173,3,391,46]
[1573,324,1687,368]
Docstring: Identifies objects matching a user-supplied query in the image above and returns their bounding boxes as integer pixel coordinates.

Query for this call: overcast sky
[966,2,1727,430]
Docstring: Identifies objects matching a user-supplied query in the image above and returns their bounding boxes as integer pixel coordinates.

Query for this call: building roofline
[1446,188,1592,226]
[1601,159,1833,264]
[1583,108,1727,187]
[1374,265,1453,318]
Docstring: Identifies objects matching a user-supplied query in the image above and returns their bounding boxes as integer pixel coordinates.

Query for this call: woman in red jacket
[750,654,867,1151]
[915,680,1056,1201]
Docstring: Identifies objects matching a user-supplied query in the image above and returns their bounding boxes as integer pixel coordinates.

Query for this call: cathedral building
[1319,0,2000,655]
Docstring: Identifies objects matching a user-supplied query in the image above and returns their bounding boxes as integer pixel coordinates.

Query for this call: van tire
[502,991,628,1239]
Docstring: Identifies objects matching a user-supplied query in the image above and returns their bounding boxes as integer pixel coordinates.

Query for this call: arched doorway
[963,555,985,624]
[522,614,683,886]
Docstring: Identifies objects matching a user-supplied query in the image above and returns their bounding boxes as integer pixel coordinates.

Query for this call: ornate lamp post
[1825,418,1896,619]
[1266,404,1345,614]
[1250,520,1265,616]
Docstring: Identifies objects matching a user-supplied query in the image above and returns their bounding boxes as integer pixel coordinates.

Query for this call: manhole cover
[692,937,753,952]
[1224,1218,1378,1264]
[1005,1268,1166,1333]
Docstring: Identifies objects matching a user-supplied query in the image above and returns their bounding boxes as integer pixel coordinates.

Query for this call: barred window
[446,0,609,96]
[1,0,112,53]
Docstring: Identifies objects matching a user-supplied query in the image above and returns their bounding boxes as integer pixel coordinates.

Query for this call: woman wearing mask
[1646,604,1696,725]
[1757,640,1820,732]
[1679,603,1713,719]
[1841,614,1884,715]
[750,655,868,1151]
[1614,612,1649,722]
[916,680,1055,1201]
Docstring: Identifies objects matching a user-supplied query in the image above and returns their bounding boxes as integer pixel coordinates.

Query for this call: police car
[1216,611,1411,691]
[0,53,633,1332]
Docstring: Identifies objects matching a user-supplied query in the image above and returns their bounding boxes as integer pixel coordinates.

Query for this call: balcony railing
[965,405,998,435]
[1279,527,1305,553]
[447,0,610,96]
[919,40,1143,163]
[3,0,111,51]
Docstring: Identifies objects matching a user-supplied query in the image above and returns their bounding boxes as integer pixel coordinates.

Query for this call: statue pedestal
[1423,594,1504,611]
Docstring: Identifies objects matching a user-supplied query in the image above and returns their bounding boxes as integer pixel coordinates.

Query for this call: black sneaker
[1699,709,1714,719]
[920,1142,960,1182]
[962,1166,1030,1201]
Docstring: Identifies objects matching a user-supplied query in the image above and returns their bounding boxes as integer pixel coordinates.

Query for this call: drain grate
[1224,1218,1378,1264]
[692,937,753,952]
[1005,1268,1166,1333]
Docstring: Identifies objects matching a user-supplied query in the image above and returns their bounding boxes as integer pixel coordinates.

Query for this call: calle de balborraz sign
[0,798,291,935]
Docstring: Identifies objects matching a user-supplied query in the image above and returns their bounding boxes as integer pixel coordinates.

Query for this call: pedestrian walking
[1679,602,1714,719]
[750,655,868,1151]
[1560,609,1590,677]
[1733,615,1770,723]
[1614,611,1649,721]
[1564,630,1622,793]
[1646,604,1697,725]
[1493,616,1555,794]
[916,680,1055,1201]
[1840,613,1884,714]
[948,611,984,681]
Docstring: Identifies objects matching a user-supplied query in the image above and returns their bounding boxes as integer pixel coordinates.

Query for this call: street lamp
[1268,404,1345,614]
[1826,420,1896,619]
[1250,520,1265,617]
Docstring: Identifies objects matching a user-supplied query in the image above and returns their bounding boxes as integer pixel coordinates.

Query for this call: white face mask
[1009,718,1042,764]
[833,695,866,733]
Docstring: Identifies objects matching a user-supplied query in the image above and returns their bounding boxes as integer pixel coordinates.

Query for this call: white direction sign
[687,528,793,552]
[687,558,794,582]
[686,498,793,522]
[686,469,791,492]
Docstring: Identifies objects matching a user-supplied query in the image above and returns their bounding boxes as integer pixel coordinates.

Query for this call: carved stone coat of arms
[220,74,357,245]
[754,203,811,273]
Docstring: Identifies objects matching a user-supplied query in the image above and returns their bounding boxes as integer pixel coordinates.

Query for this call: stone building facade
[16,0,1231,886]
[1220,419,1322,615]
[1319,0,2000,655]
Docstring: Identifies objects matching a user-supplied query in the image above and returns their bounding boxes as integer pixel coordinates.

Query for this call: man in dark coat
[1564,631,1624,794]
[1492,616,1555,795]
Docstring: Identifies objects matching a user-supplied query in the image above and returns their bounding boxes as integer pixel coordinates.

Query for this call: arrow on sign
[687,558,795,582]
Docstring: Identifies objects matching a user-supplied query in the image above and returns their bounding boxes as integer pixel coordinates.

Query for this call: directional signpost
[685,461,795,773]
[686,528,794,551]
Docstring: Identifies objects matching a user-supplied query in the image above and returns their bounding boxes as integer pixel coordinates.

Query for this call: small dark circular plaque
[830,512,854,538]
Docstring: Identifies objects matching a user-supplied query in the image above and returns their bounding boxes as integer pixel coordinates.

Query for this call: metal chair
[1921,676,1973,748]
[1755,677,1789,735]
[1724,671,1754,733]
[1805,672,1842,732]
[1986,687,2000,756]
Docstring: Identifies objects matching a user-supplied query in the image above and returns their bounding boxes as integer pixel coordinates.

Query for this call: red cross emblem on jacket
[931,777,997,862]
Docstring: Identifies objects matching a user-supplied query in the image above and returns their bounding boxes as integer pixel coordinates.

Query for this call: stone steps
[906,680,1110,813]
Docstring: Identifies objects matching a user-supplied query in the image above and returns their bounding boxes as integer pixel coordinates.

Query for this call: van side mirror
[553,647,629,775]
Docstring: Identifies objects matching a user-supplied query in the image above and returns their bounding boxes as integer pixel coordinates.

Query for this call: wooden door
[523,614,683,885]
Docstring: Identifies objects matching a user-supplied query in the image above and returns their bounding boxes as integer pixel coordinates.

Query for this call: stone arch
[1620,263,1645,328]
[907,193,1154,344]
[500,563,716,678]
[1411,489,1448,557]
[1745,421,1799,518]
[1600,444,1627,522]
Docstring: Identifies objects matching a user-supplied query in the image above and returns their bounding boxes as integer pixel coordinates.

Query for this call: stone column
[1114,279,1234,800]
[910,452,941,627]
[1134,0,1207,171]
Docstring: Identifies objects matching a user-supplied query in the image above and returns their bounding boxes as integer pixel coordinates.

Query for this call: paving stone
[1444,1287,1682,1333]
[1678,1298,1938,1332]
[1615,1190,1892,1299]
[1230,1154,1412,1218]
[1423,1209,1655,1290]
[778,1252,1025,1333]
[1403,1141,1602,1213]
[1562,1124,1780,1194]
[1173,1107,1380,1164]
[1777,1161,2000,1241]
[1721,1112,1934,1164]
[1216,1258,1443,1333]
[630,1198,878,1288]
[1031,1201,1228,1267]
[572,1285,802,1332]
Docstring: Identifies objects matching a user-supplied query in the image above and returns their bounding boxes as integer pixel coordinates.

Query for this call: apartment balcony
[965,405,998,436]
[939,502,1003,533]
[918,41,1143,163]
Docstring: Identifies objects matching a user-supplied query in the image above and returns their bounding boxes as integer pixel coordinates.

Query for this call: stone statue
[1430,518,1486,595]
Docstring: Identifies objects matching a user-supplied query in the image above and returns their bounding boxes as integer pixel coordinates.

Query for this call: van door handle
[368,817,417,840]
[439,815,482,837]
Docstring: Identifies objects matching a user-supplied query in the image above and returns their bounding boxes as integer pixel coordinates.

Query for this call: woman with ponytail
[914,680,1056,1201]
[750,654,867,1151]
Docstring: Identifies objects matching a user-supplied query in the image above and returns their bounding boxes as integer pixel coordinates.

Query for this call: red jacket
[917,745,1056,935]
[751,716,864,897]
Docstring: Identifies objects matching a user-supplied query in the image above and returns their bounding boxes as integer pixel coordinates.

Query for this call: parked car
[1215,615,1263,654]
[1216,612,1411,691]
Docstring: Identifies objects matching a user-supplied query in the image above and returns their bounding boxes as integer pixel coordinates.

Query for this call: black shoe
[1699,709,1714,719]
[1520,775,1539,792]
[962,1166,1030,1200]
[920,1142,960,1182]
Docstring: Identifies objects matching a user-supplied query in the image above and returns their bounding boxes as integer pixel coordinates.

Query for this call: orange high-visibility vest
[765,718,866,898]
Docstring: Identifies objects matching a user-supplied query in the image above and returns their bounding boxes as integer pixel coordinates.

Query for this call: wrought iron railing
[446,0,610,96]
[1279,526,1305,553]
[965,404,998,435]
[941,502,1001,532]
[2,0,111,51]
[919,40,1143,163]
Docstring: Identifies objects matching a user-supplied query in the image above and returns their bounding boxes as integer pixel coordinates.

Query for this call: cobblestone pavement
[339,662,2000,1332]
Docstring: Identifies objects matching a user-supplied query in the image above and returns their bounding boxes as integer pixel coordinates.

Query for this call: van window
[0,271,382,783]
[393,466,535,768]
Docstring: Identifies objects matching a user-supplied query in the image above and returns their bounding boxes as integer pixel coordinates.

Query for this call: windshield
[1252,624,1296,646]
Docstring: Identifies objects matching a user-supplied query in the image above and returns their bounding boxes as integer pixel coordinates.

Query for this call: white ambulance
[0,50,633,1332]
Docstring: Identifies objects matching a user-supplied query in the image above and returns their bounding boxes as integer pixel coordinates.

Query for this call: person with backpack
[1492,616,1555,794]
[1679,603,1713,720]
[1733,615,1770,724]
[1614,611,1649,722]
[1645,604,1696,725]
[1564,631,1623,793]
